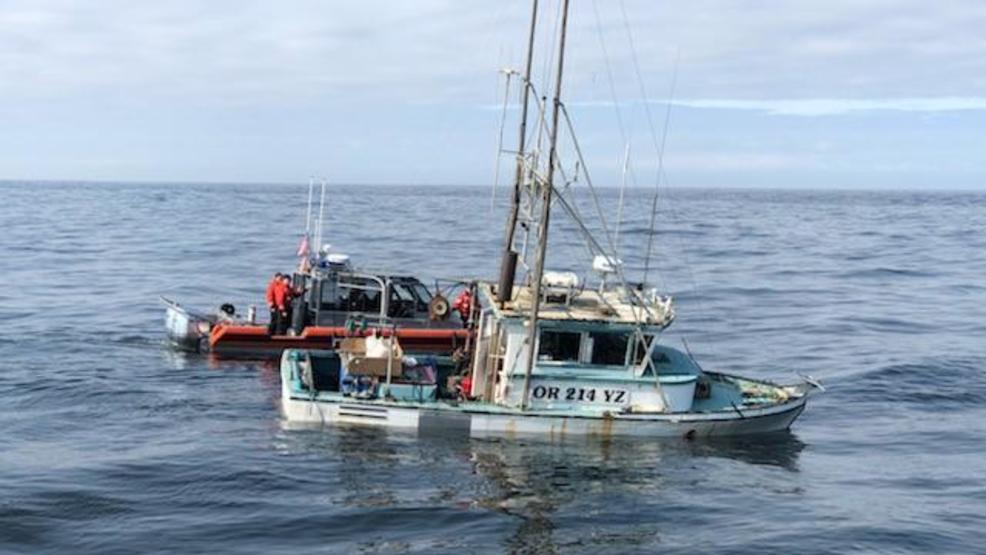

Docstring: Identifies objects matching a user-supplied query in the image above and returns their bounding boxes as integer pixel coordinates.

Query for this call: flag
[296,234,310,258]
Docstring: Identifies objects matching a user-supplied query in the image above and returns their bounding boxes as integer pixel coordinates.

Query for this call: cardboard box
[338,337,404,378]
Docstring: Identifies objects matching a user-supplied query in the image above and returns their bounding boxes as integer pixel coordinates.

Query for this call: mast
[520,0,570,410]
[496,0,539,305]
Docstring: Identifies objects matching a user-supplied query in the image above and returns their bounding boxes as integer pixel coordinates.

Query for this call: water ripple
[1,183,985,553]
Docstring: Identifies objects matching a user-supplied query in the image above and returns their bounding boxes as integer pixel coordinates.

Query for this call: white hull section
[281,384,808,439]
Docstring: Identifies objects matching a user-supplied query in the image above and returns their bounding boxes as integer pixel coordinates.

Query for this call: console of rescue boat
[163,252,471,357]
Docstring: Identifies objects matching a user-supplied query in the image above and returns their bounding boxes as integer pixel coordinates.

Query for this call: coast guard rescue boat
[163,250,471,358]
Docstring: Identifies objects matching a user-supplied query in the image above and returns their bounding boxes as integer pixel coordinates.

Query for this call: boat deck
[489,283,674,326]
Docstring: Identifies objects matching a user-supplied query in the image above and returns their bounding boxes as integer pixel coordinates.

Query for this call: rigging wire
[614,0,678,290]
[590,0,629,142]
[615,1,718,353]
[613,2,720,355]
[615,142,630,254]
[534,0,564,163]
[591,0,639,264]
[490,69,516,213]
[642,51,679,288]
[517,89,548,275]
[649,173,713,353]
[522,81,596,269]
[558,102,655,322]
[512,7,655,322]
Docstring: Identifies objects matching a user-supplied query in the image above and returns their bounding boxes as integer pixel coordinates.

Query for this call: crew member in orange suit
[452,288,473,327]
[266,272,283,335]
[272,275,291,336]
[279,274,295,335]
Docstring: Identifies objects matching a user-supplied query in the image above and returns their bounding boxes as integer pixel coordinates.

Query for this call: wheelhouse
[296,269,442,329]
[465,281,699,412]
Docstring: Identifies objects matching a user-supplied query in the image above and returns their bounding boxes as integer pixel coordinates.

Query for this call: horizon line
[1,178,982,194]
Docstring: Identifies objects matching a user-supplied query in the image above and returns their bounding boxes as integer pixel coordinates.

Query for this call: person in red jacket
[266,272,283,335]
[452,288,473,327]
[272,275,290,335]
[279,274,296,335]
[458,374,473,400]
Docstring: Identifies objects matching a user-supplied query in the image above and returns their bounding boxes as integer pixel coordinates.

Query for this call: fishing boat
[164,183,472,358]
[279,0,821,437]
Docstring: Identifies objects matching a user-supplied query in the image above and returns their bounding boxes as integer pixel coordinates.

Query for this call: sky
[1,0,985,189]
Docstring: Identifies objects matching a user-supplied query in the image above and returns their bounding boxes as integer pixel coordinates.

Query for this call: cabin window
[651,350,674,372]
[538,330,581,362]
[338,278,383,314]
[588,332,629,366]
[409,282,433,311]
[392,284,415,302]
[319,282,340,311]
[640,346,673,377]
[388,283,419,318]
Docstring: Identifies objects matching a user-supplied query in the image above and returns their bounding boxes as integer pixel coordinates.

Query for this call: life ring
[429,295,450,321]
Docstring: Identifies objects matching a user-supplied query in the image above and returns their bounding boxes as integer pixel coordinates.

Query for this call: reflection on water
[467,434,805,553]
[682,434,806,470]
[161,347,191,371]
[272,424,805,553]
[334,426,403,508]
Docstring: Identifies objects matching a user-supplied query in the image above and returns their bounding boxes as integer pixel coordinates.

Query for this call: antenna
[305,176,315,236]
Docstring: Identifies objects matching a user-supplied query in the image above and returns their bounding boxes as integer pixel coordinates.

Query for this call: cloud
[665,151,811,172]
[0,0,531,103]
[2,0,985,186]
[490,96,986,116]
[3,0,986,105]
[672,97,986,116]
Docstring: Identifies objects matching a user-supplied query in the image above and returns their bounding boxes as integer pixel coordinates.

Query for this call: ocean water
[1,181,985,554]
